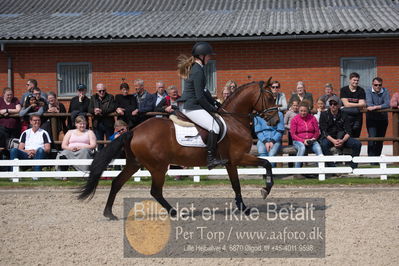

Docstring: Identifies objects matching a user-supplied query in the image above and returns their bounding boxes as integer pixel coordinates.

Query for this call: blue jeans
[10,148,47,171]
[320,137,361,168]
[94,121,114,150]
[256,140,281,167]
[293,140,323,168]
[367,119,388,156]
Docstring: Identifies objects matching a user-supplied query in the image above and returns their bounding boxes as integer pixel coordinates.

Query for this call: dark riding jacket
[178,63,219,113]
[319,109,352,139]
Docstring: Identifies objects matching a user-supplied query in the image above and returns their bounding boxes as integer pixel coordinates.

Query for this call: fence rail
[0,155,397,182]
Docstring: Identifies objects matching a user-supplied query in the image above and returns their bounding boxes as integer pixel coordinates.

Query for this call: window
[341,57,376,89]
[57,62,92,96]
[181,60,217,95]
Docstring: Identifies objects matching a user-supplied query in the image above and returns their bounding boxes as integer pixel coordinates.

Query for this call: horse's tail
[77,130,133,201]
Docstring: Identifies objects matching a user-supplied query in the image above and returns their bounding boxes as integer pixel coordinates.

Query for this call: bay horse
[78,80,279,220]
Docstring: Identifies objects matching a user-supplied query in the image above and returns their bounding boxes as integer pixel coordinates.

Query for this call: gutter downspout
[1,43,13,89]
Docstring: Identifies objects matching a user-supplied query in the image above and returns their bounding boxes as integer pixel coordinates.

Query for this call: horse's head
[254,78,279,126]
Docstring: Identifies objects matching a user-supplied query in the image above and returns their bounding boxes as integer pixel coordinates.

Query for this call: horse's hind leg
[103,162,140,220]
[149,167,176,216]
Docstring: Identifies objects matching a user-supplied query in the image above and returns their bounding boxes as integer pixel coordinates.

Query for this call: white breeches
[182,109,220,134]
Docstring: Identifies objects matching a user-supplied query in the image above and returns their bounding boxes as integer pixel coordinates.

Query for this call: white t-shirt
[19,128,51,150]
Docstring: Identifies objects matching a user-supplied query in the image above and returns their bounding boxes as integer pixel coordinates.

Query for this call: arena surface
[1,186,398,265]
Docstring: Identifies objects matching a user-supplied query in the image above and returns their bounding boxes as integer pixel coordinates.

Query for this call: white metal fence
[0,155,397,182]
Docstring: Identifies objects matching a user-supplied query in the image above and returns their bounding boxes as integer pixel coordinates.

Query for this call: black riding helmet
[192,42,215,57]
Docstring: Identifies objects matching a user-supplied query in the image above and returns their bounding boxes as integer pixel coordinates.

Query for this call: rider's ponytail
[177,54,195,79]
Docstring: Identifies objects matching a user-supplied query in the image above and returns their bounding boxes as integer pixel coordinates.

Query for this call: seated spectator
[133,79,156,123]
[88,83,116,150]
[290,102,323,168]
[155,85,181,113]
[42,91,67,140]
[68,84,90,128]
[288,81,314,110]
[284,100,299,145]
[218,87,232,104]
[319,96,361,168]
[110,119,128,141]
[32,87,48,107]
[365,77,390,157]
[115,83,139,128]
[19,95,44,132]
[21,79,47,105]
[253,111,285,166]
[224,80,238,93]
[270,81,287,111]
[56,116,97,173]
[314,97,327,122]
[0,87,21,139]
[340,72,366,138]
[10,115,51,175]
[320,83,341,108]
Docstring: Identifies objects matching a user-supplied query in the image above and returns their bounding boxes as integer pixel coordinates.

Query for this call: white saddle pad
[173,117,227,147]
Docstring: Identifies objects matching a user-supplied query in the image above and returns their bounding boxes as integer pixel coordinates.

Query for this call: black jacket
[178,63,218,113]
[88,93,116,128]
[319,109,352,139]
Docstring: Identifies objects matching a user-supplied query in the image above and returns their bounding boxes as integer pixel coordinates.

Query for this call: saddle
[170,110,225,144]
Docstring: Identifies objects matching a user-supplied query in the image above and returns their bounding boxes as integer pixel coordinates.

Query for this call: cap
[327,95,341,107]
[77,84,87,91]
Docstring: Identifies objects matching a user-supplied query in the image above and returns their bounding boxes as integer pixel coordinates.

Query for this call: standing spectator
[68,84,90,128]
[133,79,156,124]
[10,115,51,174]
[319,96,362,168]
[21,79,47,105]
[314,97,327,122]
[320,83,342,108]
[19,95,44,132]
[340,72,366,138]
[88,83,116,150]
[290,102,323,168]
[270,81,287,111]
[155,85,181,113]
[365,77,390,157]
[288,81,314,110]
[115,83,139,128]
[254,112,285,166]
[284,100,299,145]
[224,80,238,93]
[154,81,167,106]
[42,92,67,140]
[0,87,21,139]
[56,115,97,173]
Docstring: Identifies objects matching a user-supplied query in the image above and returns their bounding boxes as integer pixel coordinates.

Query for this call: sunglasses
[98,90,105,93]
[271,86,280,89]
[373,84,382,87]
[330,102,338,106]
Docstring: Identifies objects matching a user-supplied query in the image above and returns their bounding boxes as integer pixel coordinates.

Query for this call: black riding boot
[207,131,228,170]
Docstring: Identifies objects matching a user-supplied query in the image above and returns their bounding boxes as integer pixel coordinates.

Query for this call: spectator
[56,115,97,173]
[254,111,285,166]
[0,87,21,139]
[224,80,238,93]
[115,83,139,128]
[42,92,67,140]
[340,72,366,138]
[88,83,116,150]
[21,79,47,105]
[133,79,156,123]
[284,100,299,145]
[19,95,44,132]
[68,84,90,128]
[110,119,128,141]
[218,87,232,104]
[320,83,341,108]
[319,96,362,168]
[155,85,181,113]
[154,81,167,106]
[314,97,327,122]
[10,115,51,174]
[288,81,314,110]
[365,77,390,157]
[290,102,323,168]
[270,81,287,111]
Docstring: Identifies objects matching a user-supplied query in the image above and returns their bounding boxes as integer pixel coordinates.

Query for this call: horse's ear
[266,77,273,88]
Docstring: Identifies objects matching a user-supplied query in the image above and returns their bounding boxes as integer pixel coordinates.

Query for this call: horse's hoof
[244,207,252,216]
[169,208,177,217]
[261,187,269,200]
[104,211,118,221]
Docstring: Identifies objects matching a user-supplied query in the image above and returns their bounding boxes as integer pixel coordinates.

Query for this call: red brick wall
[0,38,398,136]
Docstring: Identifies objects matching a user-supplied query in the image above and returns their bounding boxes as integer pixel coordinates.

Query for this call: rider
[177,42,228,170]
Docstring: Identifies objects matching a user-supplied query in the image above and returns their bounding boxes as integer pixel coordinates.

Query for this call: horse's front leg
[238,153,274,200]
[225,164,250,215]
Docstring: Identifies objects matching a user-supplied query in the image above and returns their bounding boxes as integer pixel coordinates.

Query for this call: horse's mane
[221,81,259,108]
